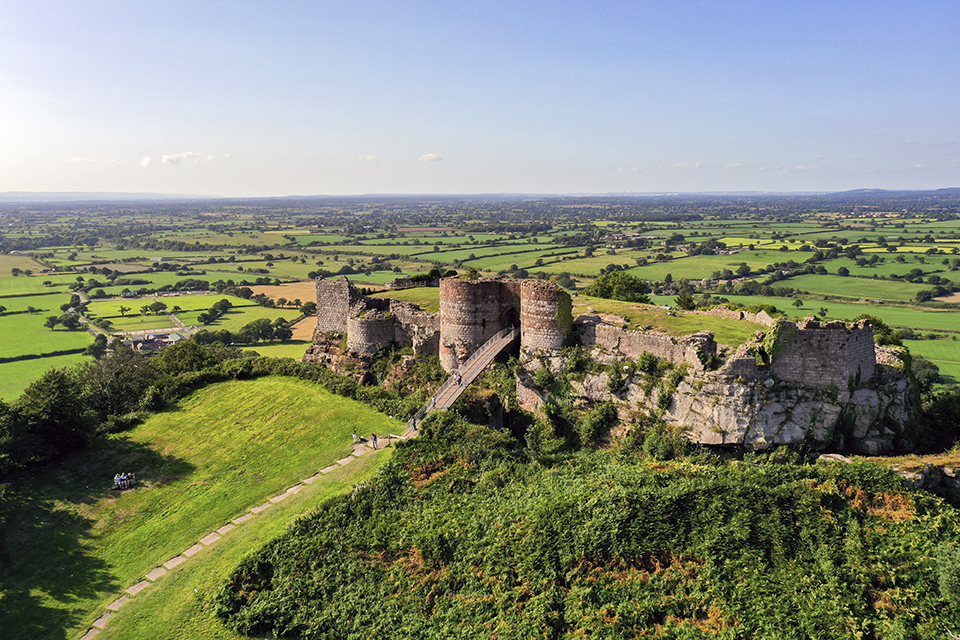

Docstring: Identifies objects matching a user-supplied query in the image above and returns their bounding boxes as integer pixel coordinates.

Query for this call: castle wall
[391,300,440,356]
[346,313,396,354]
[770,318,876,388]
[439,278,519,370]
[695,307,777,328]
[578,316,714,371]
[314,277,356,335]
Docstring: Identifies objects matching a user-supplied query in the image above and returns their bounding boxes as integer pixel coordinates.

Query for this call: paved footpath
[78,441,385,640]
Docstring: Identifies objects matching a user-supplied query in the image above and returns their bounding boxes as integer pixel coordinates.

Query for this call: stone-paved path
[77,441,385,640]
[78,332,514,639]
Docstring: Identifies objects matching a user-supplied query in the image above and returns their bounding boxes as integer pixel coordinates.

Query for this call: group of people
[353,430,379,450]
[112,472,136,490]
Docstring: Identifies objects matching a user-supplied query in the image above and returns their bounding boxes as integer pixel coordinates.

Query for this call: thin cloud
[725,163,746,170]
[349,155,380,163]
[140,156,154,168]
[418,153,441,162]
[162,152,202,165]
[671,162,701,169]
[69,157,93,163]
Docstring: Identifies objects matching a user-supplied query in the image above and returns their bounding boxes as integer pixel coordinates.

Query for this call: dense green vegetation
[214,415,960,639]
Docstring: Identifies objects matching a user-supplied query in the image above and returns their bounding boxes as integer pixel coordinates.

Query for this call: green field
[0,292,70,313]
[0,313,92,358]
[650,294,960,334]
[1,376,398,640]
[0,352,90,401]
[572,295,766,347]
[781,273,934,302]
[903,338,960,385]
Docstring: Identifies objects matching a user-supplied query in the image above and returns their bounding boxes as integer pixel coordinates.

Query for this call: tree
[793,299,803,310]
[75,347,159,423]
[84,334,108,360]
[300,301,317,316]
[3,368,92,469]
[140,305,151,315]
[59,314,81,330]
[118,305,130,317]
[818,307,829,318]
[0,305,6,315]
[582,272,651,303]
[837,266,850,277]
[44,316,59,329]
[912,356,942,394]
[675,291,696,310]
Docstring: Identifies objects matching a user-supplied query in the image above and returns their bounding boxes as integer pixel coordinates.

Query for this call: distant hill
[0,192,213,203]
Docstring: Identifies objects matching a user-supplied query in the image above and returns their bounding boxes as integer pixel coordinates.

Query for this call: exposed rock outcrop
[518,314,919,454]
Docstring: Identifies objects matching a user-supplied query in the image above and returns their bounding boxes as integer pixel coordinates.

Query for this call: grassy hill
[0,376,399,640]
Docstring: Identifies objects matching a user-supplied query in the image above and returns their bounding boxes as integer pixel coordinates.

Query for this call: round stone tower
[439,278,508,371]
[519,280,572,356]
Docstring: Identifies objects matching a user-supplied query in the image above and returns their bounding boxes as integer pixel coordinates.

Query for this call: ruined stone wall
[391,300,440,356]
[696,307,777,327]
[578,316,714,371]
[346,312,396,354]
[314,277,357,335]
[770,318,876,388]
[387,277,415,289]
[716,344,765,380]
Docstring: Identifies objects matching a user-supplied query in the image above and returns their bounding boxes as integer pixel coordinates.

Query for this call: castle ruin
[305,276,573,372]
[305,275,916,453]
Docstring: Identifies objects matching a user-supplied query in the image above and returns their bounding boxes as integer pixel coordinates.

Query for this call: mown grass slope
[0,376,400,640]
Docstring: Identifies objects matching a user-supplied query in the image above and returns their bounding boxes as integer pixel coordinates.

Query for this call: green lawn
[0,352,90,401]
[571,295,765,347]
[370,286,441,313]
[241,340,311,359]
[0,376,400,640]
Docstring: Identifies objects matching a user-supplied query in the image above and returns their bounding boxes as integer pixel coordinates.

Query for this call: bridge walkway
[399,327,518,437]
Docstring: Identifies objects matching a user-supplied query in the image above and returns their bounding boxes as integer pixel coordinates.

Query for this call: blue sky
[1,1,958,196]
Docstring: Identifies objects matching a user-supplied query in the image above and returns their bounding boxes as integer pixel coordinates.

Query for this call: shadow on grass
[0,436,194,639]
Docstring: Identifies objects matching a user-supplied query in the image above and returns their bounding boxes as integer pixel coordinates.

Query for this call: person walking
[371,433,378,450]
[352,429,357,444]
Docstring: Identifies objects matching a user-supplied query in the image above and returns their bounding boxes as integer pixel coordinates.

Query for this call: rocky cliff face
[517,317,919,454]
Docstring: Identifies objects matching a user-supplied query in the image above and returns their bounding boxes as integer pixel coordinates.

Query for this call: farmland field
[0,352,89,401]
[0,312,92,358]
[903,338,960,384]
[782,273,933,302]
